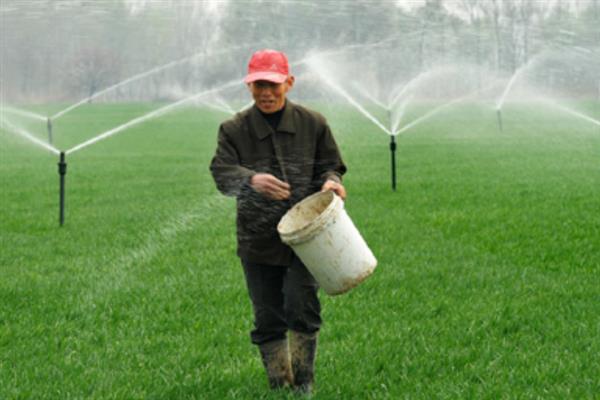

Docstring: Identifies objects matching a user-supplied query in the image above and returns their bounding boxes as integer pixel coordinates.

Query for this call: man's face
[248,76,294,114]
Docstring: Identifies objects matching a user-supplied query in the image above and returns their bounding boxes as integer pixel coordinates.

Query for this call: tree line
[1,0,598,103]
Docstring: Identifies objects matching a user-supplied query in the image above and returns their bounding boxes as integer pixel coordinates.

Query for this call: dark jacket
[210,101,346,266]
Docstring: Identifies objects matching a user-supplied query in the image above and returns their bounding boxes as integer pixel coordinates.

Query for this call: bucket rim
[278,191,342,245]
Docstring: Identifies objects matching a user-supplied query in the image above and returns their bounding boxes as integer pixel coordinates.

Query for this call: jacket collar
[249,100,297,140]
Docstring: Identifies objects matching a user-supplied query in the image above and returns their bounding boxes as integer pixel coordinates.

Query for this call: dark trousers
[241,255,321,345]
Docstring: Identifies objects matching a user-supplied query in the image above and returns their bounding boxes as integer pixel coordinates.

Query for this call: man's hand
[250,173,291,200]
[321,179,346,200]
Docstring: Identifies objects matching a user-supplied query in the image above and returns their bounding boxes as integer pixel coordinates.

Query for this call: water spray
[65,79,240,155]
[58,152,67,226]
[494,56,541,133]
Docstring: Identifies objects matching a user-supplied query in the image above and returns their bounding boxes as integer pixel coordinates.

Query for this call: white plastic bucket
[277,191,377,295]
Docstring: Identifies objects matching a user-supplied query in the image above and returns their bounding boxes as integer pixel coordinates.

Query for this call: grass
[1,100,599,399]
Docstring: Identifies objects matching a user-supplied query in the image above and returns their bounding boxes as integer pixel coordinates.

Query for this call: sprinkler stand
[58,152,67,226]
[47,117,53,144]
[390,135,397,191]
[496,109,503,132]
[387,109,397,191]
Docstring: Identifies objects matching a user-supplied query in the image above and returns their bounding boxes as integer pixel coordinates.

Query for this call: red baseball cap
[244,49,289,84]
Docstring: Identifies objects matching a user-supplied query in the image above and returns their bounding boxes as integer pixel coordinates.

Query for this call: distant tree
[1,0,597,103]
[414,0,446,69]
[483,0,503,73]
[459,0,484,64]
[69,47,121,100]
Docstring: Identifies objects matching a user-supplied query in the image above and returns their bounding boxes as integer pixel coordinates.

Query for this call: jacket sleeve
[210,123,255,196]
[313,122,347,187]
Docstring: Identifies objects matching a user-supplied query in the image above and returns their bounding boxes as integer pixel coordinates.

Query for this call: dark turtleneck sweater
[258,101,286,131]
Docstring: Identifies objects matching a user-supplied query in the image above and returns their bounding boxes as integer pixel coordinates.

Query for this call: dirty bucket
[277,191,377,295]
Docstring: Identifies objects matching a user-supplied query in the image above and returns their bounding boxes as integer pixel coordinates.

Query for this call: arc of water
[65,80,240,155]
[58,52,316,156]
[574,46,593,54]
[387,68,452,109]
[495,55,540,111]
[495,70,524,111]
[395,84,497,136]
[540,100,600,128]
[213,97,237,115]
[196,98,235,115]
[387,78,419,109]
[51,56,199,120]
[390,94,413,135]
[323,78,392,135]
[1,105,47,122]
[306,58,391,136]
[394,101,458,136]
[351,82,388,110]
[237,100,254,112]
[166,87,238,115]
[0,118,60,155]
[304,28,429,64]
[51,46,244,121]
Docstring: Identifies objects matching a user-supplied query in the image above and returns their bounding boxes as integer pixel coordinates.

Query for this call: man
[209,49,346,394]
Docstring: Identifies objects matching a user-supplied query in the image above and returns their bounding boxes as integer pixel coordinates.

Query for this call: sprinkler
[58,152,67,226]
[390,135,397,191]
[496,108,503,132]
[387,109,397,191]
[47,117,53,144]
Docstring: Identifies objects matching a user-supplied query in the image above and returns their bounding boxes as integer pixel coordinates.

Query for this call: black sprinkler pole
[47,117,53,144]
[390,135,397,191]
[58,152,67,226]
[496,109,503,132]
[388,109,397,191]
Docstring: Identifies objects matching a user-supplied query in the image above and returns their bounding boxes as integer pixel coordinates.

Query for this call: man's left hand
[321,180,346,200]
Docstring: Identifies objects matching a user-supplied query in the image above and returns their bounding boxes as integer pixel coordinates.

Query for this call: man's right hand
[250,173,291,200]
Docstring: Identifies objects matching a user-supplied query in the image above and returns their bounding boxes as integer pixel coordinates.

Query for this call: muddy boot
[258,338,294,389]
[290,330,318,395]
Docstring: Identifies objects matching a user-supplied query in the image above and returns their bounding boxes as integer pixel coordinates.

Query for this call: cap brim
[244,71,287,84]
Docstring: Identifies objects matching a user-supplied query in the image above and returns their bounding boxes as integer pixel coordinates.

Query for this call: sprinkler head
[496,109,503,132]
[389,135,397,191]
[47,117,53,145]
[58,152,67,175]
[58,152,67,226]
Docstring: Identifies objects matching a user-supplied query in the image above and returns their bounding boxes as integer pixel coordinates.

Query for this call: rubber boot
[258,338,294,389]
[290,330,318,395]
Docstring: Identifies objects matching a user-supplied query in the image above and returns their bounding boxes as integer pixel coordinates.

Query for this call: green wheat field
[1,102,599,399]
